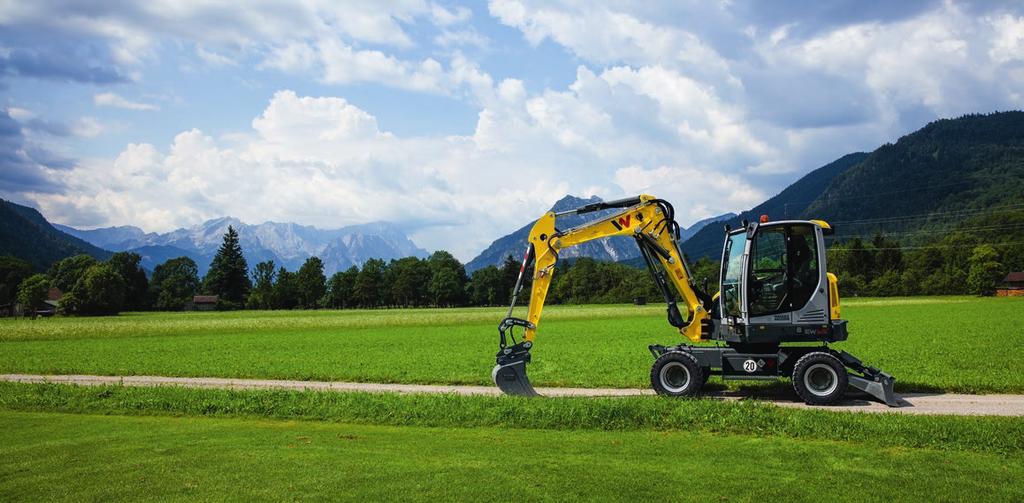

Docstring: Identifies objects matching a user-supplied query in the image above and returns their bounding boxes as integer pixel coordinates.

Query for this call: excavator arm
[493,194,714,396]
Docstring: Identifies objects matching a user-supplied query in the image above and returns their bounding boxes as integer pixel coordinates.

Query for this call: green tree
[689,257,721,296]
[468,266,504,306]
[499,254,529,305]
[967,245,1004,296]
[296,257,327,309]
[108,252,149,310]
[325,266,358,308]
[17,274,50,313]
[48,254,98,292]
[69,264,126,315]
[0,255,33,306]
[430,267,464,307]
[150,257,200,310]
[202,226,251,307]
[388,257,430,307]
[272,267,299,309]
[354,259,385,307]
[247,260,276,309]
[427,251,466,307]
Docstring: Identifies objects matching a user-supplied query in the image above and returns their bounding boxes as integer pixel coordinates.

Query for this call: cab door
[719,229,750,324]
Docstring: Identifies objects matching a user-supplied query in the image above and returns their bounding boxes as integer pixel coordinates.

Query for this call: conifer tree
[203,226,251,306]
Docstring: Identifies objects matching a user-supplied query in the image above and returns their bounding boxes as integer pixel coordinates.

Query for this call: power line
[833,222,1024,240]
[830,203,1024,225]
[827,241,1024,252]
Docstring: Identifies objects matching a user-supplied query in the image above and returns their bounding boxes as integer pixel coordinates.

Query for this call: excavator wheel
[650,351,704,397]
[792,352,849,405]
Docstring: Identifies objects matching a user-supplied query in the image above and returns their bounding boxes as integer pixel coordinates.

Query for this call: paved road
[4,373,1024,417]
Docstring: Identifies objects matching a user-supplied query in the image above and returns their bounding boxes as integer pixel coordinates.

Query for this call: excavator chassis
[648,344,900,406]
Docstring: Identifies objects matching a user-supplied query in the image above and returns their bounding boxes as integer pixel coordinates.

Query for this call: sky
[2,0,1023,260]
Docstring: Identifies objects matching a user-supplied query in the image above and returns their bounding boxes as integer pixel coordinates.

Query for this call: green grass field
[2,297,1022,393]
[2,298,1024,501]
[2,383,1024,501]
[4,410,1022,502]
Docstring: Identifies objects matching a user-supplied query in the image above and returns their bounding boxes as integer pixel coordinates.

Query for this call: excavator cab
[717,219,843,344]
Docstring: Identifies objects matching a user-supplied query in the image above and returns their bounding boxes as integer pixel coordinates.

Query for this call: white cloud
[72,117,103,138]
[988,14,1024,64]
[431,3,472,26]
[488,0,736,84]
[195,45,237,66]
[259,41,318,72]
[613,165,765,224]
[316,38,449,93]
[434,28,489,49]
[93,92,160,111]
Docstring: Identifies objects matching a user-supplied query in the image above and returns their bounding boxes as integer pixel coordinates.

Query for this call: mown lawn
[4,410,1022,502]
[0,297,1021,393]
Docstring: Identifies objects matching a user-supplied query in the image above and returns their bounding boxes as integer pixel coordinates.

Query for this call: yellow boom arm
[520,194,710,344]
[493,194,713,395]
[495,194,712,395]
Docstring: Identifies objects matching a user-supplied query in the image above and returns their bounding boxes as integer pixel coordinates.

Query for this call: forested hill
[682,111,1024,259]
[802,111,1024,240]
[680,152,869,259]
[0,199,111,271]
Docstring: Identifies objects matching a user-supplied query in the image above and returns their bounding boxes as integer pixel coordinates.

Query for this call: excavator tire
[651,351,703,397]
[792,351,848,405]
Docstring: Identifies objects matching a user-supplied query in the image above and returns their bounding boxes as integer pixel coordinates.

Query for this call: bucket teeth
[492,360,539,397]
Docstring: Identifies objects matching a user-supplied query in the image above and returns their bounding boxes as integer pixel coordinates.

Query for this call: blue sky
[2,0,1023,259]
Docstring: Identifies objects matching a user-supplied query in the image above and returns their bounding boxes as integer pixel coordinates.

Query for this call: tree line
[5,217,1017,317]
[3,226,705,316]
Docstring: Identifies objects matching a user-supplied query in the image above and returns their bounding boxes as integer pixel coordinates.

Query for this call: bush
[17,274,50,313]
[68,264,126,315]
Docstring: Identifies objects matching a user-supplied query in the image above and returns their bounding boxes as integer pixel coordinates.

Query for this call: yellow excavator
[493,195,899,406]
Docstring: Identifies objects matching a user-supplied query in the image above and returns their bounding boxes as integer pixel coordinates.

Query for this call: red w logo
[617,215,631,228]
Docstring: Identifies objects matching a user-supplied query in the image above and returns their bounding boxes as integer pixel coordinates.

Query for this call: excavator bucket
[492,360,539,396]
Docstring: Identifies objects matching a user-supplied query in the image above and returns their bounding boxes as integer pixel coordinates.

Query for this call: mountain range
[56,218,428,276]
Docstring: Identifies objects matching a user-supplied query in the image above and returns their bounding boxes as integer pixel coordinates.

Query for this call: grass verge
[3,410,1023,502]
[1,382,1022,455]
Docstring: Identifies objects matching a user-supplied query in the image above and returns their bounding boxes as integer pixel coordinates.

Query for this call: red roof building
[997,272,1024,297]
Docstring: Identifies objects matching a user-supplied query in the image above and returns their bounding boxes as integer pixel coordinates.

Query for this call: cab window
[720,231,746,318]
[748,227,787,316]
[748,224,820,317]
[789,225,819,310]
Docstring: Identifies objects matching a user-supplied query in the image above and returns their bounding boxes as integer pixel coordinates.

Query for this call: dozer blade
[492,360,539,397]
[849,373,901,407]
[837,350,902,407]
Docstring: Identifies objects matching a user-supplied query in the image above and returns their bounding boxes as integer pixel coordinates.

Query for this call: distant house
[997,272,1024,297]
[37,287,63,316]
[2,287,63,318]
[191,295,219,311]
